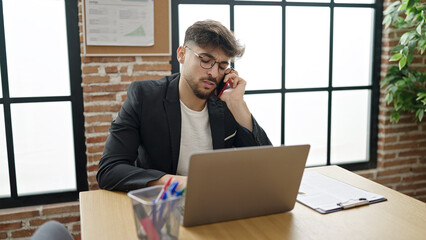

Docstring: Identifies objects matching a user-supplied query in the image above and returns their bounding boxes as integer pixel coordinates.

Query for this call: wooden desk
[80,166,426,240]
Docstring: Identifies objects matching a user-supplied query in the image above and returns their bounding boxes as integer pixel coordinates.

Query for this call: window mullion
[64,0,87,192]
[0,0,17,198]
[282,2,286,146]
[326,3,335,166]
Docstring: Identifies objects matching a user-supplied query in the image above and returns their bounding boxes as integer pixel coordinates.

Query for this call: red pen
[217,80,230,98]
[155,177,172,202]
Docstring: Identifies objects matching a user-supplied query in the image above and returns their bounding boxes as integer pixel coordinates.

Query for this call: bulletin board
[82,0,171,56]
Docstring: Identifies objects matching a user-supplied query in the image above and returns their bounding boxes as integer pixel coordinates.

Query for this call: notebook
[182,144,310,227]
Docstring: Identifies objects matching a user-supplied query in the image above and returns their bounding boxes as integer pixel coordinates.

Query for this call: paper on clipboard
[297,171,387,214]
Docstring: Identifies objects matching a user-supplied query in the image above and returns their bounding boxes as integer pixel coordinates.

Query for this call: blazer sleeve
[96,82,166,192]
[234,115,272,147]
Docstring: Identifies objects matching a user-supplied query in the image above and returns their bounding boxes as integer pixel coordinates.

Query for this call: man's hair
[184,20,245,58]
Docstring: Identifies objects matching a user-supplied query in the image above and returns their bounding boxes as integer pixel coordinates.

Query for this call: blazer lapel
[163,74,181,174]
[208,97,225,149]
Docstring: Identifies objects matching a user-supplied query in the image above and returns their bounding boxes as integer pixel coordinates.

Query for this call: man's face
[180,45,230,99]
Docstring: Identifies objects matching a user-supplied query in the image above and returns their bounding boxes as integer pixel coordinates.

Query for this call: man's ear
[177,46,185,63]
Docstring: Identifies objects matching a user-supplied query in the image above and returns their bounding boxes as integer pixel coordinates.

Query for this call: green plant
[382,0,426,123]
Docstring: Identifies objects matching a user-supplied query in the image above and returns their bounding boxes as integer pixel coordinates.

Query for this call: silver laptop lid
[183,144,310,227]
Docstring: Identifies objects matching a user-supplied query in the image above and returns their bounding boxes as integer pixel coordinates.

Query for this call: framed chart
[82,0,171,56]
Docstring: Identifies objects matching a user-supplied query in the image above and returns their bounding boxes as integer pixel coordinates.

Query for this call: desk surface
[80,166,426,240]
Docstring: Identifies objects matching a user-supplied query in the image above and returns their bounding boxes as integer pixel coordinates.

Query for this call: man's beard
[186,76,218,100]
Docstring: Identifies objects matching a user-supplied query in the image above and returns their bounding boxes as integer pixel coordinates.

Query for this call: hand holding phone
[216,68,234,98]
[217,80,230,98]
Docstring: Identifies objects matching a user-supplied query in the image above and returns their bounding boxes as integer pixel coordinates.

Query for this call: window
[171,0,382,170]
[0,0,87,208]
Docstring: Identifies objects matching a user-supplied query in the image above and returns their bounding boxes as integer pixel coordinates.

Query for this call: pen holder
[128,186,184,240]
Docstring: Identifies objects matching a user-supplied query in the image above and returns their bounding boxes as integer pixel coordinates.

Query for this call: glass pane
[235,6,282,91]
[331,90,370,164]
[12,102,76,195]
[335,0,375,3]
[333,8,374,87]
[285,7,330,89]
[3,0,70,97]
[285,92,328,166]
[178,4,230,46]
[0,105,10,197]
[244,93,281,146]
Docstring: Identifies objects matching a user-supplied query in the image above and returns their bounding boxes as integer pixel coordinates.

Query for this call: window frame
[0,0,87,209]
[171,0,383,171]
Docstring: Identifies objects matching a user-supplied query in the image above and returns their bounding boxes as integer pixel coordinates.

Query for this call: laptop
[183,144,310,227]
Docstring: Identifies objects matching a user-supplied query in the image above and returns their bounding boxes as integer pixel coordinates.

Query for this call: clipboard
[297,171,387,214]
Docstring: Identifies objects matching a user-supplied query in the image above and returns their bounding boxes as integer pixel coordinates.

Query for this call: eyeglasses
[185,46,232,74]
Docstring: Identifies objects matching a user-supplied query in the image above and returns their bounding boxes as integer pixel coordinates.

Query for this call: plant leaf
[392,44,405,52]
[420,40,426,47]
[407,50,414,64]
[383,15,392,28]
[399,56,407,69]
[402,46,409,56]
[385,93,393,103]
[406,11,416,22]
[384,1,400,15]
[391,111,400,123]
[416,109,424,122]
[400,32,416,45]
[416,20,424,35]
[408,40,417,51]
[417,93,426,101]
[399,2,407,11]
[390,53,403,61]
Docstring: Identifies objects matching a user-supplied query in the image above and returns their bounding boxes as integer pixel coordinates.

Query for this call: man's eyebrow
[199,52,229,64]
[199,52,214,58]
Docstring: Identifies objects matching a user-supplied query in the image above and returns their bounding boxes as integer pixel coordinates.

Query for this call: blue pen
[162,191,168,200]
[156,191,169,231]
[175,187,186,197]
[169,181,179,195]
[157,187,186,230]
[152,199,157,227]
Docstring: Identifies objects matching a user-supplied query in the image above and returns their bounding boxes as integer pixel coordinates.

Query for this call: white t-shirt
[176,100,213,175]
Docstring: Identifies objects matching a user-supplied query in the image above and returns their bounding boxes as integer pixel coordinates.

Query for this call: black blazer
[97,73,271,191]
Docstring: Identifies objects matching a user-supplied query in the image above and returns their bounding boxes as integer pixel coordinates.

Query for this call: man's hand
[219,70,245,101]
[147,174,187,190]
[219,70,253,131]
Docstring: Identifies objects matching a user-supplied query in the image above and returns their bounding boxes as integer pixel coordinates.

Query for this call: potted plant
[382,0,425,123]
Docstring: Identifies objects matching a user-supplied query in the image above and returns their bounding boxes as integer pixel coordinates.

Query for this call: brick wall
[0,202,80,239]
[81,55,171,190]
[355,0,426,202]
[1,0,425,239]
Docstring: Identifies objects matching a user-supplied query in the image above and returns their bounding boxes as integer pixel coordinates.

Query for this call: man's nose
[207,63,220,79]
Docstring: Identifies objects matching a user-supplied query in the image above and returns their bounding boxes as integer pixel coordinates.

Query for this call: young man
[97,20,271,191]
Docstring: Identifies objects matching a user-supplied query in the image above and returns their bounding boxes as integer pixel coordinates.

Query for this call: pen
[155,177,172,202]
[156,191,169,230]
[132,204,147,237]
[133,204,160,240]
[152,199,157,227]
[175,187,186,197]
[338,199,370,209]
[157,187,186,231]
[169,181,179,196]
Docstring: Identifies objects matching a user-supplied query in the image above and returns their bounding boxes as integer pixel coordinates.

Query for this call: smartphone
[217,80,230,98]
